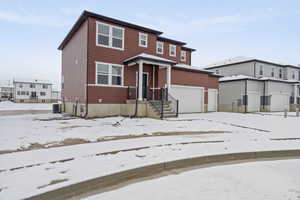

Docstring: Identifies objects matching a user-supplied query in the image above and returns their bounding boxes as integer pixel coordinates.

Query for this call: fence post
[296,108,299,117]
[284,109,288,118]
[161,97,164,119]
[176,100,179,117]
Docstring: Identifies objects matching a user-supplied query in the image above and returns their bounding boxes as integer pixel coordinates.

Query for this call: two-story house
[205,57,300,112]
[59,10,221,118]
[13,79,53,103]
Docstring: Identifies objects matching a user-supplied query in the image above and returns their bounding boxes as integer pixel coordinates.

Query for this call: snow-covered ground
[0,112,299,199]
[1,112,299,152]
[85,159,300,200]
[0,101,52,111]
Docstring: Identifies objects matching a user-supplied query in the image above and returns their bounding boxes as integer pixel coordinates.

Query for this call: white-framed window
[279,69,282,78]
[169,44,176,57]
[156,41,164,54]
[271,68,274,77]
[30,84,35,88]
[42,84,48,89]
[96,62,123,86]
[292,71,296,79]
[139,32,148,48]
[259,65,263,76]
[96,21,124,50]
[40,92,46,96]
[19,84,23,88]
[216,69,220,74]
[180,50,187,62]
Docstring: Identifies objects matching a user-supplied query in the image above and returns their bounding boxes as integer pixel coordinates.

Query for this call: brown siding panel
[62,20,88,103]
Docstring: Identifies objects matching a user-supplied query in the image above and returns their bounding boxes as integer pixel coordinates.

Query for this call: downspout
[254,61,256,77]
[84,18,89,118]
[263,81,266,111]
[244,80,248,113]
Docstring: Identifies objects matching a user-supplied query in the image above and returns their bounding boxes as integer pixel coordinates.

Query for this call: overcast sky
[1,0,299,89]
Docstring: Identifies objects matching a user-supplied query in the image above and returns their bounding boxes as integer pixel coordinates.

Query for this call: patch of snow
[219,75,257,82]
[205,56,254,68]
[124,53,176,64]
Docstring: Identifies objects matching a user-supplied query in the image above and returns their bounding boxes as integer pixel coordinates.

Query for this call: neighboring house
[13,79,53,103]
[205,57,300,112]
[58,10,220,118]
[51,90,61,102]
[0,81,14,101]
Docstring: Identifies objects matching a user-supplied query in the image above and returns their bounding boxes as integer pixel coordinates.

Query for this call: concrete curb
[26,149,300,200]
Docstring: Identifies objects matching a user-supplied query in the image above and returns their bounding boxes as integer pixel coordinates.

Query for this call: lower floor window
[96,62,123,86]
[40,92,46,96]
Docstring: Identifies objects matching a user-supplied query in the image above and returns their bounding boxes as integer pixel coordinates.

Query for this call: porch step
[148,100,177,119]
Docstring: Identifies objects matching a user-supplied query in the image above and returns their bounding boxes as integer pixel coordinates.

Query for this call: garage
[208,89,218,112]
[169,85,204,113]
[247,91,261,112]
[270,93,290,111]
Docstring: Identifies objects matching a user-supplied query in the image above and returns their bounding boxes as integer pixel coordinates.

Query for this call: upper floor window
[271,68,274,77]
[298,71,300,81]
[19,84,23,88]
[259,65,263,76]
[216,69,220,74]
[139,33,148,48]
[279,69,282,79]
[96,62,123,86]
[156,41,164,54]
[96,22,124,50]
[292,71,295,79]
[42,84,48,89]
[169,44,176,57]
[30,84,35,88]
[40,92,46,96]
[180,51,187,62]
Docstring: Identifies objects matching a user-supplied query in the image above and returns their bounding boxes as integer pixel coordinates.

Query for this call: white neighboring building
[0,81,14,101]
[205,57,300,112]
[13,79,53,103]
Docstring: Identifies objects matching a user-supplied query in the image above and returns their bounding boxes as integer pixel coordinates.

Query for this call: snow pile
[205,56,254,68]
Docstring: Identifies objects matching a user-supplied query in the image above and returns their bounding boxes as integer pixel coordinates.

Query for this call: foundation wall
[63,101,160,119]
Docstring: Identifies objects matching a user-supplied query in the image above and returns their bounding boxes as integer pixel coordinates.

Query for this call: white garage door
[247,91,260,112]
[170,85,204,113]
[270,94,289,111]
[208,89,218,112]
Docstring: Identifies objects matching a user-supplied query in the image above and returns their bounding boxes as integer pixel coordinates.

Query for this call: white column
[138,61,143,101]
[166,65,171,89]
[294,84,298,104]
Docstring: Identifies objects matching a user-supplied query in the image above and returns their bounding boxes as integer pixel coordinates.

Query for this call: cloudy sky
[1,0,299,88]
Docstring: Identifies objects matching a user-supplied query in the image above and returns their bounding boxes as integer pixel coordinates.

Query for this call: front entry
[136,72,149,100]
[142,73,148,99]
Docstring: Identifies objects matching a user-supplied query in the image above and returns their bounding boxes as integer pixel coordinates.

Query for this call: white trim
[180,50,186,62]
[96,21,125,51]
[156,41,164,54]
[87,84,127,88]
[171,84,204,89]
[169,44,176,57]
[95,61,124,86]
[139,32,148,48]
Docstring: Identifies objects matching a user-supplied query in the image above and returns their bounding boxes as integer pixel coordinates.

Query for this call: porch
[124,53,179,118]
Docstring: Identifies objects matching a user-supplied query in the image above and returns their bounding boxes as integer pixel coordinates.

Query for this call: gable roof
[58,10,163,50]
[205,56,300,70]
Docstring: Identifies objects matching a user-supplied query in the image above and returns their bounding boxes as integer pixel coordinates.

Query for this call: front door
[143,73,148,99]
